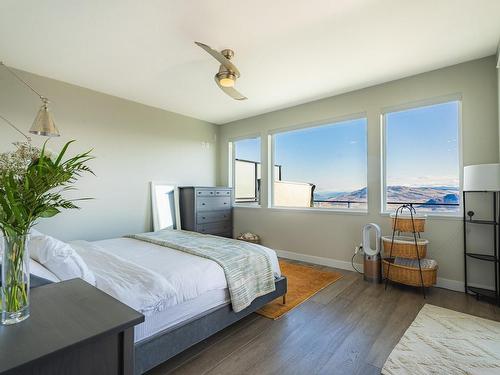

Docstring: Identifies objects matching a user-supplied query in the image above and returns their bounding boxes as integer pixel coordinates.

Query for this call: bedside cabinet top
[0,279,144,374]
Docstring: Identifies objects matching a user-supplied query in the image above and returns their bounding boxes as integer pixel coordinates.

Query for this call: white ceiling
[1,1,499,124]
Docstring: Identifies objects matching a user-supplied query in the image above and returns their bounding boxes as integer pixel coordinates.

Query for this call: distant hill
[325,187,367,201]
[313,191,348,200]
[314,186,459,210]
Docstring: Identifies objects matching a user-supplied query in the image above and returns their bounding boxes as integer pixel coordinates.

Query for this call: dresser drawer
[196,197,231,211]
[197,211,231,224]
[197,222,232,235]
[214,189,231,197]
[212,231,232,238]
[195,189,216,197]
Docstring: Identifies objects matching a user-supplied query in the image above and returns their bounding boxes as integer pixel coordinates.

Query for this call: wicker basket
[236,234,261,244]
[382,236,428,259]
[238,238,261,244]
[390,214,426,233]
[383,258,437,287]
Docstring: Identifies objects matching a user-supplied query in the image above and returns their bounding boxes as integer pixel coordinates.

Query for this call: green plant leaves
[0,140,94,236]
[39,207,60,218]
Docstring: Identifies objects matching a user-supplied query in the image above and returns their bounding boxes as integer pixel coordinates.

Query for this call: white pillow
[30,259,60,282]
[29,230,96,285]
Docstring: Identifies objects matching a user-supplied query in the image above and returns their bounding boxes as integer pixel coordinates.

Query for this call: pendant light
[0,61,60,138]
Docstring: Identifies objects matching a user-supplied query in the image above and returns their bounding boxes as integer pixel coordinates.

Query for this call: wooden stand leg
[282,294,286,305]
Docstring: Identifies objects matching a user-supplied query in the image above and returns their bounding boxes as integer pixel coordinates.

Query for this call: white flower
[0,141,42,179]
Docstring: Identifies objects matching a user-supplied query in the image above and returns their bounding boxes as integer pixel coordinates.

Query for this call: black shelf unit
[466,253,498,262]
[463,191,500,305]
[467,219,498,225]
[467,286,498,300]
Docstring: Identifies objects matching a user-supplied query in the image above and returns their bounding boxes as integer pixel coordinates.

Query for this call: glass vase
[1,234,30,325]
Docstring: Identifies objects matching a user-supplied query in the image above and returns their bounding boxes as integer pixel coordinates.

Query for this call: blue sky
[235,137,261,162]
[235,101,459,193]
[386,101,459,187]
[274,119,367,192]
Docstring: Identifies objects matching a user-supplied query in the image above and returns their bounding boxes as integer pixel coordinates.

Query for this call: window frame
[380,94,463,217]
[269,112,369,213]
[229,134,263,208]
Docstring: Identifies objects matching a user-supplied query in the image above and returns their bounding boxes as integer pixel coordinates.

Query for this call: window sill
[234,204,369,215]
[267,206,368,215]
[379,211,462,221]
[233,204,261,209]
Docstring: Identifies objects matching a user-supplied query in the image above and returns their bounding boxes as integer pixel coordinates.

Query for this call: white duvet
[91,238,229,303]
[70,240,176,315]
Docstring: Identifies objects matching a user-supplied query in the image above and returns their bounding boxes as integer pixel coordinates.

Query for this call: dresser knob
[202,203,206,205]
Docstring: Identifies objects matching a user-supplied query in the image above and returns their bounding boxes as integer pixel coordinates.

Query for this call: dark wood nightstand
[0,279,144,375]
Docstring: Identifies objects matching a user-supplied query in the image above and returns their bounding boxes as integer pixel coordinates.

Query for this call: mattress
[134,288,230,343]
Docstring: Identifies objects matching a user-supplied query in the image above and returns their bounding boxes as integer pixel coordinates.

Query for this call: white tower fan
[360,223,382,283]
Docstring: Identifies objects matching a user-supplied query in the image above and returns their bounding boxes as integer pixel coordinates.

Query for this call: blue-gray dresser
[178,186,233,238]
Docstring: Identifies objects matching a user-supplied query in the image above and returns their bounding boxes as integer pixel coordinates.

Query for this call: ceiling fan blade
[214,76,247,100]
[195,41,240,77]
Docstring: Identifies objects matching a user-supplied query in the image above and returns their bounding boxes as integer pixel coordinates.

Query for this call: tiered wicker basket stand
[383,204,437,298]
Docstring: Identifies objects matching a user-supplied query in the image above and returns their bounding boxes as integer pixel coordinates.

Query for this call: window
[232,137,261,205]
[272,118,368,210]
[382,100,460,214]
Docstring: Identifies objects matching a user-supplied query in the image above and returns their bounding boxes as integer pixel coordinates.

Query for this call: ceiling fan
[195,41,247,101]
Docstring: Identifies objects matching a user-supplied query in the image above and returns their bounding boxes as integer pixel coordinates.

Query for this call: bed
[28,230,287,374]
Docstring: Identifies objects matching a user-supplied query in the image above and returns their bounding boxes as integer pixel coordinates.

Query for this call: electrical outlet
[355,244,363,254]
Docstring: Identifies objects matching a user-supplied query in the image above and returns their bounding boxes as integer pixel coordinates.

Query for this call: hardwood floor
[147,261,500,375]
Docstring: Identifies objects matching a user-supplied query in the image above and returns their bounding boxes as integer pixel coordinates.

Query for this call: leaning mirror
[150,182,180,231]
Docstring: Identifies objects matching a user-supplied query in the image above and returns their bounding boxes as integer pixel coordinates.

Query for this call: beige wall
[218,56,499,288]
[498,43,500,159]
[0,70,217,241]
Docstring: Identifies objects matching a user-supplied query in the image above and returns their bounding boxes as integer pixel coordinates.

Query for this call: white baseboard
[436,279,494,293]
[275,249,363,273]
[435,277,464,292]
[274,249,488,293]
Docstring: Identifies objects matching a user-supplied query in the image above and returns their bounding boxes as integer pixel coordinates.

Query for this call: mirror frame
[150,181,181,231]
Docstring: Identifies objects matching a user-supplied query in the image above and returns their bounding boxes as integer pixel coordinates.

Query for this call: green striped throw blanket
[127,229,276,312]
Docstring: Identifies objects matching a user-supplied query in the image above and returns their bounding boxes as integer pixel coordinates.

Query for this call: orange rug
[257,259,343,319]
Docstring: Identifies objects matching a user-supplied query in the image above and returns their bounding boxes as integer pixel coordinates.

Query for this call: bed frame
[134,276,287,374]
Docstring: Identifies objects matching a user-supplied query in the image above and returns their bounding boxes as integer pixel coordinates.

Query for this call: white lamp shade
[464,164,500,191]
